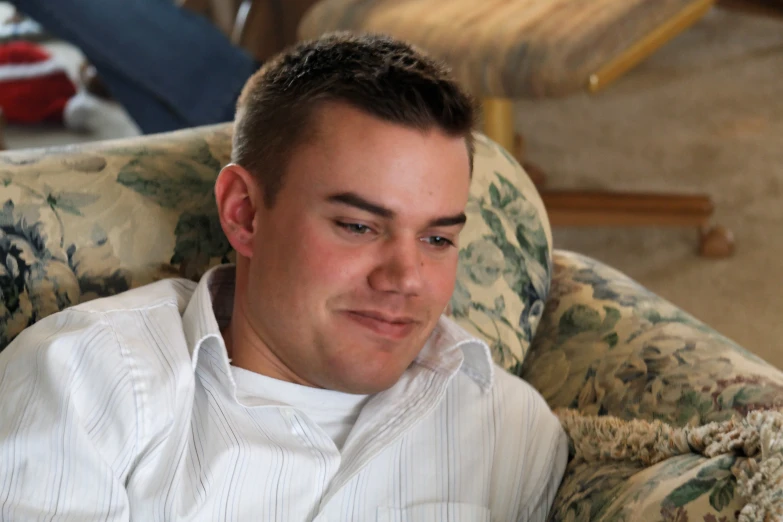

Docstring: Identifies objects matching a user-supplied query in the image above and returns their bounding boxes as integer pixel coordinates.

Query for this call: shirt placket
[281,406,343,520]
[314,365,458,521]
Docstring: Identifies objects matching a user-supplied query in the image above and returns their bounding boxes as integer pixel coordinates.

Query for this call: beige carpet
[4,6,782,367]
[515,8,783,369]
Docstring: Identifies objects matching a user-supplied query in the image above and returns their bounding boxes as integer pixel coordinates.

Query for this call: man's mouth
[343,310,417,340]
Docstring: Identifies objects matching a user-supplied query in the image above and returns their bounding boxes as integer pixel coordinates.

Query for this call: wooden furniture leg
[587,0,715,93]
[483,97,547,187]
[718,0,783,18]
[481,97,735,258]
[542,191,735,258]
[233,0,321,61]
[232,0,286,60]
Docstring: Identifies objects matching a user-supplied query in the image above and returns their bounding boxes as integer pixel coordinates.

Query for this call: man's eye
[425,236,455,248]
[337,222,372,235]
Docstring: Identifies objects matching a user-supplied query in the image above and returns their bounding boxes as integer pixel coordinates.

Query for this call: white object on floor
[64,90,119,133]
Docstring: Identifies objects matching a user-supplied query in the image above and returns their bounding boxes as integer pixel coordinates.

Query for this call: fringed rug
[556,409,783,522]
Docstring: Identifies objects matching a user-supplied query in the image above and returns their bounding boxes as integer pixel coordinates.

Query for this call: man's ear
[215,164,261,259]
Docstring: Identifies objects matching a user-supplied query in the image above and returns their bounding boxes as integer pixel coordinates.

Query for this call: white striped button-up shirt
[0,266,568,522]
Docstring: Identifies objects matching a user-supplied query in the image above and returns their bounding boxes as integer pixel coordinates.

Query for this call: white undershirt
[231,365,370,450]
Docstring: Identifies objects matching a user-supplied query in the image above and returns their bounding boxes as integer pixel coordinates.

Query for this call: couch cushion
[0,124,551,371]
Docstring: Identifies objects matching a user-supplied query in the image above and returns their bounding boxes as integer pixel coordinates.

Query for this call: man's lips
[343,310,418,340]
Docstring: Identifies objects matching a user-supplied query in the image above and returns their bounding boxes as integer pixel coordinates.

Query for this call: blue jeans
[12,0,258,133]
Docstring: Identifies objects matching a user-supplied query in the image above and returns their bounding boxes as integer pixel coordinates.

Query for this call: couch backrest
[0,123,552,373]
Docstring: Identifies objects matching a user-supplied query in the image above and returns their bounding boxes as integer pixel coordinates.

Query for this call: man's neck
[222,305,321,389]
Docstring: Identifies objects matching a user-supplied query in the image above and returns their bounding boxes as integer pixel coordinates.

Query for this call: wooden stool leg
[699,225,736,258]
[541,190,735,257]
[232,0,253,44]
[717,0,783,19]
[482,97,547,186]
[542,190,715,228]
[482,97,515,153]
[233,0,287,62]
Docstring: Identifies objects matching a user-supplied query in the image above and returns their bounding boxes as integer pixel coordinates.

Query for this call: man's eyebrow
[428,213,467,228]
[327,192,394,218]
[327,192,467,227]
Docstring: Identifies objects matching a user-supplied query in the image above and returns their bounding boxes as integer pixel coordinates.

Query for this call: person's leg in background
[10,0,259,133]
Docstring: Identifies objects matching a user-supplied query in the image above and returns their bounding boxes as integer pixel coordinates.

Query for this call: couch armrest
[0,124,233,349]
[2,123,233,167]
[522,250,783,427]
[521,250,783,521]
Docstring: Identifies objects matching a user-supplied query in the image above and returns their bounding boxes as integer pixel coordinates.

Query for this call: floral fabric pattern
[0,125,234,348]
[0,198,129,348]
[525,251,783,521]
[452,135,552,373]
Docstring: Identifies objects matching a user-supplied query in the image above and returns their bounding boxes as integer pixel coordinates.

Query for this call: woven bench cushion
[299,0,709,98]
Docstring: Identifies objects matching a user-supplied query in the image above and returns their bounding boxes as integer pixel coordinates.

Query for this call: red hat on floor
[0,40,90,129]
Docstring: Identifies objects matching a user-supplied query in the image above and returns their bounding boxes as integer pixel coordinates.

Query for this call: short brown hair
[232,31,478,207]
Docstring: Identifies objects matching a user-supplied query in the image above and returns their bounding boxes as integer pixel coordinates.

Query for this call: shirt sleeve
[0,309,138,521]
[489,372,569,522]
[521,418,568,522]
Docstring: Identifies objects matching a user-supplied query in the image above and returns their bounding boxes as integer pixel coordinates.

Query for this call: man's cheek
[304,232,365,274]
[426,263,458,299]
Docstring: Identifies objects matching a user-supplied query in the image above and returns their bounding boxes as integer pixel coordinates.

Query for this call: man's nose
[368,238,424,296]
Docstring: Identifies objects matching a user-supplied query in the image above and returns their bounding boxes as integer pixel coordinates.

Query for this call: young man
[0,33,567,521]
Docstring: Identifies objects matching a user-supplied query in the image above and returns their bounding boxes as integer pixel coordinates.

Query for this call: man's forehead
[287,101,472,207]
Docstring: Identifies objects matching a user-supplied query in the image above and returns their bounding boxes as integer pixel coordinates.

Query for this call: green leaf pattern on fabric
[531,252,783,520]
[446,136,552,370]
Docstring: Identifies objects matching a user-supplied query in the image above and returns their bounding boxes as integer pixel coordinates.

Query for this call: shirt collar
[414,316,494,393]
[181,264,495,393]
[181,264,235,374]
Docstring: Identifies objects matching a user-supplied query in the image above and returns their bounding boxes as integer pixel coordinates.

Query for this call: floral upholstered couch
[2,124,783,521]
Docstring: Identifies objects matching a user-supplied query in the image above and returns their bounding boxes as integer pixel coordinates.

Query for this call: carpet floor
[515,8,783,368]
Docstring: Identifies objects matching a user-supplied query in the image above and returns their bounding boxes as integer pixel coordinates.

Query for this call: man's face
[246,103,471,394]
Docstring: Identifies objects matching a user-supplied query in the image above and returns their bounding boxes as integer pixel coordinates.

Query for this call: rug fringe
[555,409,783,522]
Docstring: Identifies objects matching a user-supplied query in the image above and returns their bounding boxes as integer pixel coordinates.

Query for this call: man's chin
[327,367,408,395]
[319,331,431,394]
